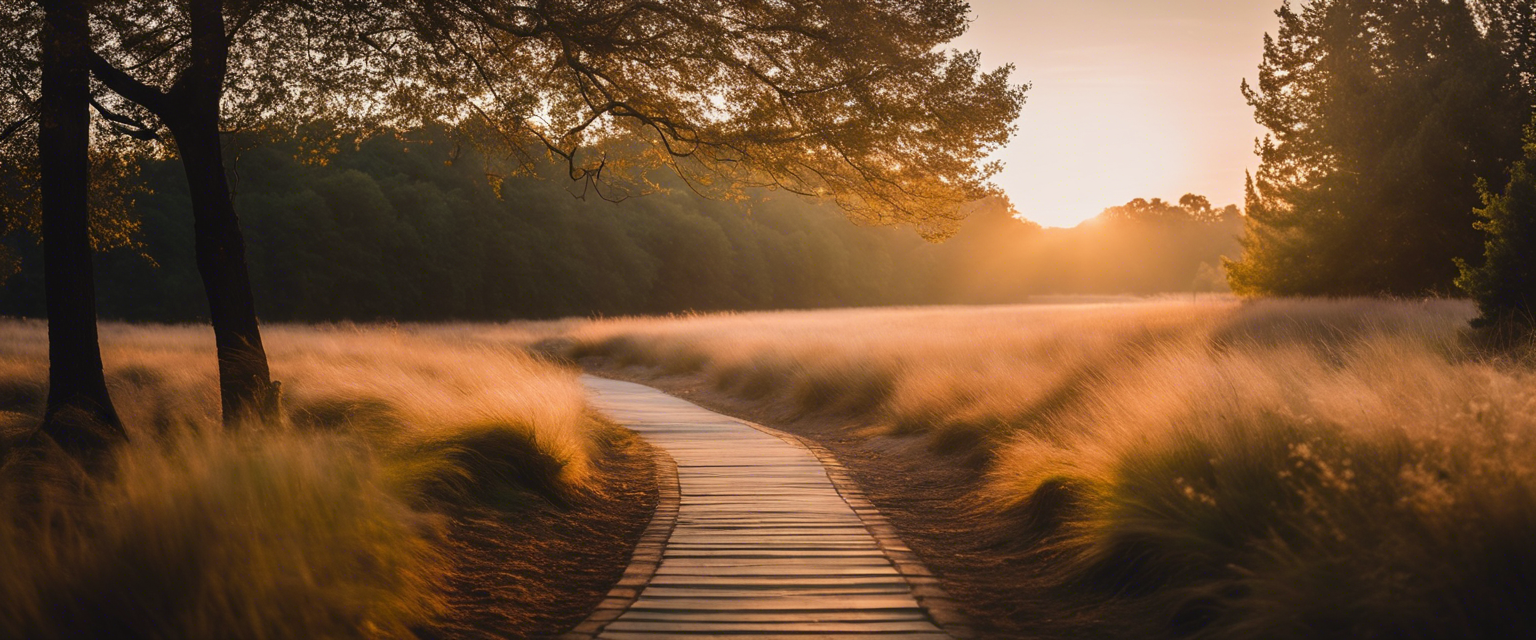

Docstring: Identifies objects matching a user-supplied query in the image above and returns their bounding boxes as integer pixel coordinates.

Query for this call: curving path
[562,376,966,639]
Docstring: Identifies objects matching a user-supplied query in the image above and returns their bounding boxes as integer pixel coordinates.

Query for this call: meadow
[4,299,1532,638]
[542,298,1536,638]
[0,322,653,639]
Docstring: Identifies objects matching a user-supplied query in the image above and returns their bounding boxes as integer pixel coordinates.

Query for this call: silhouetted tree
[1227,0,1528,296]
[34,0,129,459]
[1457,125,1536,328]
[1096,194,1239,226]
[1,3,153,461]
[73,0,1023,426]
[400,1,1027,239]
[86,0,288,425]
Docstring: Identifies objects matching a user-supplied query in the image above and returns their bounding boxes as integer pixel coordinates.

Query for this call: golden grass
[0,321,600,639]
[545,298,1536,637]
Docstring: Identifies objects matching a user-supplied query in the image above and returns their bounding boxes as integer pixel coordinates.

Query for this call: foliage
[69,0,1024,238]
[388,0,1028,237]
[0,5,147,285]
[1096,195,1240,226]
[1457,125,1536,328]
[0,128,1246,320]
[1479,0,1536,89]
[1227,0,1529,296]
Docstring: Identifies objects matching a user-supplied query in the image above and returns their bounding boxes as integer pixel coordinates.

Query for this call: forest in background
[0,127,1242,322]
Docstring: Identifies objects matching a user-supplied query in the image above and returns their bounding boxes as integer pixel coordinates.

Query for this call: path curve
[563,375,967,639]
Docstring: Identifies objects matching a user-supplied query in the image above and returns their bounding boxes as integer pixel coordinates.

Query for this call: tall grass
[548,299,1536,638]
[0,322,599,639]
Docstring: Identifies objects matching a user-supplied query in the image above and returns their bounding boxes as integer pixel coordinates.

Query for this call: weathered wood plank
[619,609,929,622]
[605,621,945,633]
[626,596,925,612]
[600,634,954,640]
[568,376,955,639]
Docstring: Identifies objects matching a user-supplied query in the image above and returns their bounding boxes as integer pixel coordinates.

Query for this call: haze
[956,0,1276,227]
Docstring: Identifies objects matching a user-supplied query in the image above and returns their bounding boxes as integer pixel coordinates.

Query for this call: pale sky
[953,0,1278,227]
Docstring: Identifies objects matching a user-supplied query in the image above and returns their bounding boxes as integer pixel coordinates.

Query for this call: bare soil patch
[428,427,658,639]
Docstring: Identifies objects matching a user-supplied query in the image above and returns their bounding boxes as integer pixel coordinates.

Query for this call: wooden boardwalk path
[563,376,966,639]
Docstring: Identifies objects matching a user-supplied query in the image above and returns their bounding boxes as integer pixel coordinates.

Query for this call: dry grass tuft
[0,321,603,639]
[547,298,1536,638]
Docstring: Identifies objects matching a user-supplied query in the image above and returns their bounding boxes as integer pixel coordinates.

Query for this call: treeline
[1,129,1242,322]
[933,195,1241,303]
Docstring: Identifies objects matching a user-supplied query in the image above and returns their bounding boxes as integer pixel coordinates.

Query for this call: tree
[70,0,1023,426]
[1479,0,1536,89]
[83,0,285,425]
[1095,194,1239,226]
[1227,0,1528,296]
[82,0,397,424]
[1456,125,1536,328]
[1,2,155,461]
[399,1,1026,239]
[35,0,131,459]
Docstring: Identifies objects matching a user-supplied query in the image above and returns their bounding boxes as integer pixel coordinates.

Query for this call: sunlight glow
[954,0,1276,227]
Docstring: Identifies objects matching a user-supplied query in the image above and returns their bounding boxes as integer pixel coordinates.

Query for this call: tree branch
[89,97,160,140]
[0,114,32,144]
[86,51,170,115]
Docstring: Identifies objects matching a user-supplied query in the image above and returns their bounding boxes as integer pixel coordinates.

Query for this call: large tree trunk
[165,116,279,426]
[83,0,278,427]
[36,0,128,458]
[163,0,279,427]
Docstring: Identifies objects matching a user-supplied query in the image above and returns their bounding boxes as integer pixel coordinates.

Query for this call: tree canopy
[1457,123,1536,327]
[1227,0,1529,296]
[391,1,1027,238]
[0,3,144,277]
[0,0,1028,427]
[71,0,1025,237]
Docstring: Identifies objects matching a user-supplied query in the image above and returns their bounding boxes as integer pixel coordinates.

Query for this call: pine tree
[1227,0,1528,296]
[1457,125,1536,328]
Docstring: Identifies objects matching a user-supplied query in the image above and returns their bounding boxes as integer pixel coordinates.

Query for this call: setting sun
[957,0,1275,227]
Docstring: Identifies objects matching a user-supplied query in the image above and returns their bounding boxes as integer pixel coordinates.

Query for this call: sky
[952,0,1280,227]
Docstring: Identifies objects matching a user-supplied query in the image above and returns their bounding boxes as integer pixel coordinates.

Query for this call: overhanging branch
[87,51,171,115]
[0,114,32,144]
[89,97,161,140]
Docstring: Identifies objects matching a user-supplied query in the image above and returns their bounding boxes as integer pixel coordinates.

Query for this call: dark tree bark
[87,0,279,426]
[162,115,279,426]
[165,0,278,426]
[36,0,128,458]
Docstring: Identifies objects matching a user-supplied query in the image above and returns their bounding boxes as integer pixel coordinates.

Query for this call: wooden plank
[571,376,953,640]
[645,576,913,588]
[660,557,894,568]
[664,550,889,559]
[636,586,913,598]
[605,621,945,633]
[655,564,901,575]
[619,609,928,622]
[600,633,954,640]
[626,596,925,612]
